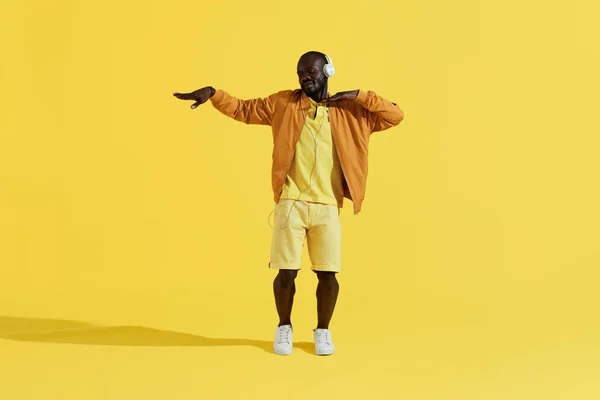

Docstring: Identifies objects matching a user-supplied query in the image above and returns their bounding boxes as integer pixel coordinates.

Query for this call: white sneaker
[274,324,293,355]
[313,328,335,356]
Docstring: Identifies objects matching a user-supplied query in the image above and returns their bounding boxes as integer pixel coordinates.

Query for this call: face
[297,54,327,96]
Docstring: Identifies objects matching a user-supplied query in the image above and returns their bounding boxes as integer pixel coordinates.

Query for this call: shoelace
[315,330,331,345]
[277,327,291,344]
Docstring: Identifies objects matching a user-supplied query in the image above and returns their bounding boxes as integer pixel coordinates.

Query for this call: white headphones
[323,53,335,78]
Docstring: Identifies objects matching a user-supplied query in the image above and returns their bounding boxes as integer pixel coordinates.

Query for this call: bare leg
[273,270,298,327]
[315,271,339,329]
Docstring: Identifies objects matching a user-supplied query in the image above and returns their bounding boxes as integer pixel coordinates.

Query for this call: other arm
[323,90,404,133]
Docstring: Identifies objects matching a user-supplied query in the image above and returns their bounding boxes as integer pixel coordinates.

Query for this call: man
[174,51,404,356]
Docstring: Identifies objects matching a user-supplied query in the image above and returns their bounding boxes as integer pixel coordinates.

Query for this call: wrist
[354,89,369,105]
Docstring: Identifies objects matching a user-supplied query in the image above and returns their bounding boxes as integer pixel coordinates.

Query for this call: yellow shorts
[269,199,342,273]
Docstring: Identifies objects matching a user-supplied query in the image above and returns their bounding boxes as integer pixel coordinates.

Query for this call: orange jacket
[209,89,404,214]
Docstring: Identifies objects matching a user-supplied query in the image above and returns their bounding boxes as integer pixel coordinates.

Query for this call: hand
[321,90,359,103]
[173,86,215,109]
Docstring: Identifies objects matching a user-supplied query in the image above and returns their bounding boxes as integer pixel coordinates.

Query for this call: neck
[307,83,328,103]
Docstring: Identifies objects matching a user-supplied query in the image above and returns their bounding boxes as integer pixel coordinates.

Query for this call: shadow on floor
[0,316,315,355]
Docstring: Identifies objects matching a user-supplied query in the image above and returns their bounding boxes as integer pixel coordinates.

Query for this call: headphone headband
[322,53,335,78]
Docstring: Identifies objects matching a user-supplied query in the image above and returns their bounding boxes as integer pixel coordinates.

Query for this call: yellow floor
[1,255,599,399]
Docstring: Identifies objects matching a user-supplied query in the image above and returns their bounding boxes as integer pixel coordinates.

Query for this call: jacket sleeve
[354,90,404,133]
[209,89,275,126]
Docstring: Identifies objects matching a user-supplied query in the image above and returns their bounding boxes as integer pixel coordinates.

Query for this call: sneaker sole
[315,348,335,356]
[274,348,292,355]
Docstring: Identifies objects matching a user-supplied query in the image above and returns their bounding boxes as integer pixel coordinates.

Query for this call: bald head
[297,51,329,99]
[299,51,328,67]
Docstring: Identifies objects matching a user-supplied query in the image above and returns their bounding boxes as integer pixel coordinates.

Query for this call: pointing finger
[173,92,193,100]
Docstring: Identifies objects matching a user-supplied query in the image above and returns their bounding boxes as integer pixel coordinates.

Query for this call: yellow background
[1,0,599,398]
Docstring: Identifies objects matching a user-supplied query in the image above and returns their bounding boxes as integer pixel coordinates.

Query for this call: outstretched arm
[323,90,404,133]
[173,87,275,126]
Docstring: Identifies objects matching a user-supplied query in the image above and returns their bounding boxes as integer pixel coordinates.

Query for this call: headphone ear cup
[323,64,335,78]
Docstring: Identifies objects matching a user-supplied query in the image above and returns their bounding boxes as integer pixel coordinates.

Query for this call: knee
[276,269,298,286]
[316,271,337,283]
